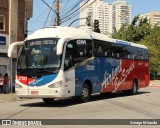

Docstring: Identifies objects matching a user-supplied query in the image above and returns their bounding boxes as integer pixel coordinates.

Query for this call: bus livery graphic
[101,60,135,92]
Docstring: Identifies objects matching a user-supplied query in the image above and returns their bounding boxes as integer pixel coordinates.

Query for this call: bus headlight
[15,84,23,88]
[48,81,63,88]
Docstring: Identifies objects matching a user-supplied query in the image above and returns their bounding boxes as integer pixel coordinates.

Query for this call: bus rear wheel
[42,98,54,104]
[130,80,138,95]
[79,83,91,103]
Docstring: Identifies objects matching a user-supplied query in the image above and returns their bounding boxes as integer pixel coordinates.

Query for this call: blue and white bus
[8,26,149,103]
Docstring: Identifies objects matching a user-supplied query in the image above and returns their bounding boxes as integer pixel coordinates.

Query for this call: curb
[149,83,160,88]
[149,86,160,88]
[149,80,160,87]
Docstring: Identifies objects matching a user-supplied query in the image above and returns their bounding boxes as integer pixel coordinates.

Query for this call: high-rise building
[112,0,131,31]
[0,0,33,78]
[80,0,113,34]
[79,0,131,35]
[103,3,113,35]
[140,12,160,28]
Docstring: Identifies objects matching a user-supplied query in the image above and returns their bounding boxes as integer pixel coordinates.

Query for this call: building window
[0,15,5,31]
[154,15,160,17]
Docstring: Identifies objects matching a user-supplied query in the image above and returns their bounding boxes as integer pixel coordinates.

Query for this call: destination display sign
[26,39,57,47]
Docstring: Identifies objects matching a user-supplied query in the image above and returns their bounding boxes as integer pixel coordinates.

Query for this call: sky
[28,0,160,34]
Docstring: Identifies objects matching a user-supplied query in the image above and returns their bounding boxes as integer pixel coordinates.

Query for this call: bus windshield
[17,38,61,76]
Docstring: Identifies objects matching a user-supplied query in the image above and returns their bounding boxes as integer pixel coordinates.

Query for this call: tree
[138,26,160,74]
[112,15,160,74]
[112,15,151,43]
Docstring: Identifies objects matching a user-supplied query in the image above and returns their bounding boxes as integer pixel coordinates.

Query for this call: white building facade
[79,0,131,35]
[112,0,131,31]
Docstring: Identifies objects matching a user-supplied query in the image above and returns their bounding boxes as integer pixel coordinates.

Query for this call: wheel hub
[82,88,88,98]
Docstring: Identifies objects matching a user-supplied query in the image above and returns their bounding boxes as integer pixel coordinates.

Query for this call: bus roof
[91,31,147,49]
[27,26,91,40]
[27,26,147,49]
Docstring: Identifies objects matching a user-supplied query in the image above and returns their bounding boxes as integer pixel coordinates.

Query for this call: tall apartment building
[79,0,131,34]
[112,0,131,31]
[140,12,160,28]
[0,0,33,77]
[80,0,113,34]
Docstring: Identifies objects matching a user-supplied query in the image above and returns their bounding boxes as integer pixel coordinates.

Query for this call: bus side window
[137,49,144,60]
[94,40,111,57]
[111,44,124,59]
[137,48,149,61]
[126,46,137,60]
[143,49,149,61]
[74,39,92,63]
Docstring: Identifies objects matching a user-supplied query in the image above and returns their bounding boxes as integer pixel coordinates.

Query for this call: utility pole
[56,0,60,26]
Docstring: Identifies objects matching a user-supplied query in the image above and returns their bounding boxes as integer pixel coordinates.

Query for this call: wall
[0,0,9,35]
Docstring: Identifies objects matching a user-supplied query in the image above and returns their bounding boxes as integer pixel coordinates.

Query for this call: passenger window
[64,39,93,70]
[143,49,149,61]
[111,43,125,59]
[137,48,149,61]
[74,39,92,63]
[94,40,111,57]
[126,46,137,60]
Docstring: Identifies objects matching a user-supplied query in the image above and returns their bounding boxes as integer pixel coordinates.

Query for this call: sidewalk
[0,93,19,102]
[149,80,160,87]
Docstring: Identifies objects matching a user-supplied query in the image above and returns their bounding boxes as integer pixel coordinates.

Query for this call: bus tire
[42,98,54,104]
[130,80,138,95]
[79,83,91,103]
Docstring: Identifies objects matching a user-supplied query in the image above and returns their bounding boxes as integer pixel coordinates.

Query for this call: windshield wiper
[17,68,33,76]
[18,68,59,77]
[40,70,59,74]
[33,69,59,75]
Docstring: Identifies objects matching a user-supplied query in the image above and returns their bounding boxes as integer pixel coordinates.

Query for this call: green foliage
[139,26,160,73]
[112,15,151,42]
[112,15,160,74]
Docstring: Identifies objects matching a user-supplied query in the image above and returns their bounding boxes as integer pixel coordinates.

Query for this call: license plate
[31,91,39,95]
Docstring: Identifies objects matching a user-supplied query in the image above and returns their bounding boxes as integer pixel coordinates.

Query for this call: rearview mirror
[8,41,24,57]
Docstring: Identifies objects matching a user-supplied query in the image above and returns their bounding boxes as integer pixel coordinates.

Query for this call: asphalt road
[0,87,160,128]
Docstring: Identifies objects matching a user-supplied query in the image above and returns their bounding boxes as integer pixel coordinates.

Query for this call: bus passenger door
[64,69,75,97]
[63,42,75,97]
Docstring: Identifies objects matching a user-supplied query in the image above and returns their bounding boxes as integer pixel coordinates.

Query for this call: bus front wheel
[42,98,54,104]
[79,83,91,103]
